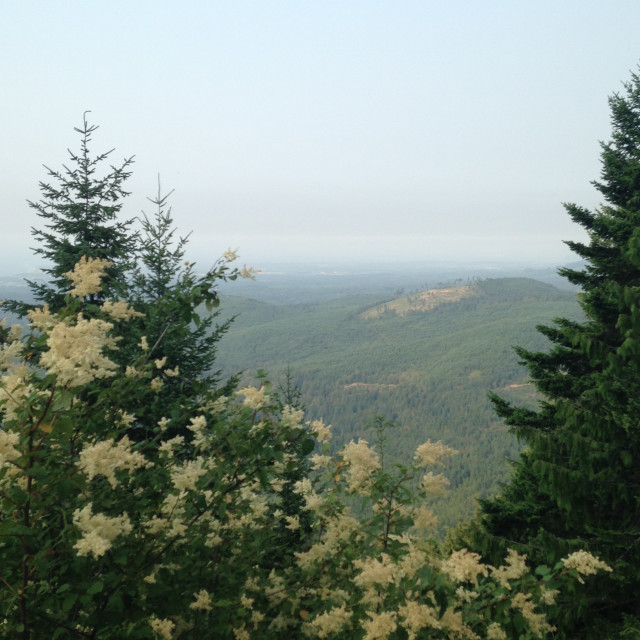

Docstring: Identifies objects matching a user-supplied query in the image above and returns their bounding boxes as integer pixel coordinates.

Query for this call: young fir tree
[3,113,136,315]
[115,183,241,441]
[475,69,640,635]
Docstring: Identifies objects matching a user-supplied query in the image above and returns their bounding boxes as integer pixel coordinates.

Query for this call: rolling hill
[214,277,583,530]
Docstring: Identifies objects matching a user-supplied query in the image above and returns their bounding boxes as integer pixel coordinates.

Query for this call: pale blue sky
[2,1,640,272]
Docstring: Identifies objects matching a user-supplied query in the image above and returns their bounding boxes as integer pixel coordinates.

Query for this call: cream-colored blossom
[102,299,144,321]
[491,549,529,589]
[139,336,149,351]
[237,386,269,410]
[420,471,450,495]
[157,416,171,430]
[64,256,113,298]
[116,410,135,428]
[233,626,250,640]
[310,453,332,470]
[190,589,212,611]
[171,458,206,491]
[308,418,332,444]
[303,490,324,512]
[154,357,167,369]
[281,405,304,428]
[398,601,440,640]
[241,593,254,609]
[125,365,141,378]
[244,577,260,593]
[0,429,21,466]
[440,608,480,640]
[354,553,397,589]
[40,314,118,387]
[341,439,380,492]
[455,586,479,602]
[240,264,257,279]
[26,304,56,331]
[144,516,170,535]
[73,503,132,559]
[150,377,164,392]
[540,587,559,605]
[224,248,239,262]
[486,622,508,640]
[362,610,397,640]
[511,592,555,637]
[159,435,185,457]
[561,550,612,582]
[398,543,428,580]
[250,610,264,627]
[150,616,175,640]
[309,605,353,638]
[264,570,288,605]
[8,324,21,341]
[168,518,188,539]
[187,415,208,450]
[285,515,300,531]
[293,477,312,496]
[412,504,438,531]
[164,366,179,377]
[78,436,151,489]
[206,395,229,414]
[295,513,359,570]
[413,439,457,467]
[0,365,34,422]
[441,549,488,586]
[0,338,24,368]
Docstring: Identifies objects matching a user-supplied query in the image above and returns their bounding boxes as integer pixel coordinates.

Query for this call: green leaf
[301,438,316,456]
[61,593,77,612]
[87,580,104,595]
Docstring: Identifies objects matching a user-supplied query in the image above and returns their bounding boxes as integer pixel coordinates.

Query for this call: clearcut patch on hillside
[360,285,477,318]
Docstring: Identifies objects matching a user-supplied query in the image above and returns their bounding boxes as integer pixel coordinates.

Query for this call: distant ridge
[360,285,477,318]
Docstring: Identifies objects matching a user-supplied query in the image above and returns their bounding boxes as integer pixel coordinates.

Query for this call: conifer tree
[475,69,640,635]
[3,113,136,315]
[115,183,241,441]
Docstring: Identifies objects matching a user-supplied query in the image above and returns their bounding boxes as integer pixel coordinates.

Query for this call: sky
[2,1,640,273]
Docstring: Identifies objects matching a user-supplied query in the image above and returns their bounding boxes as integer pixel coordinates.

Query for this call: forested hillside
[215,276,582,529]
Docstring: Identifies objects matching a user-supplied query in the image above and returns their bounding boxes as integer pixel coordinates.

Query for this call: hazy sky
[2,1,640,273]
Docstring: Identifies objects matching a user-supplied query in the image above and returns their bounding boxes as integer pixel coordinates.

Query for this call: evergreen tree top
[26,112,136,310]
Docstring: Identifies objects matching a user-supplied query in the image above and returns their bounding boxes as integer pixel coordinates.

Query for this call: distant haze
[2,2,638,275]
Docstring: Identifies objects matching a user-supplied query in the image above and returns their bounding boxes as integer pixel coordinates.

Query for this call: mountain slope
[215,278,581,530]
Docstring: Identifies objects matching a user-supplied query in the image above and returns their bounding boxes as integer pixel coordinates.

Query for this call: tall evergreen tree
[3,113,136,315]
[475,69,640,635]
[115,183,240,441]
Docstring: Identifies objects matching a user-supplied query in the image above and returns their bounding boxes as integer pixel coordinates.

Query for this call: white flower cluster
[341,440,381,492]
[149,616,175,640]
[102,299,144,321]
[78,436,151,488]
[413,439,457,467]
[441,549,489,586]
[40,314,118,387]
[0,365,34,422]
[0,339,33,422]
[561,550,612,582]
[73,503,132,559]
[491,549,529,589]
[0,430,21,467]
[63,256,113,298]
[237,386,269,410]
[308,418,332,444]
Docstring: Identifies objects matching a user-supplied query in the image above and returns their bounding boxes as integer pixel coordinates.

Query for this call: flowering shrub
[0,258,611,639]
